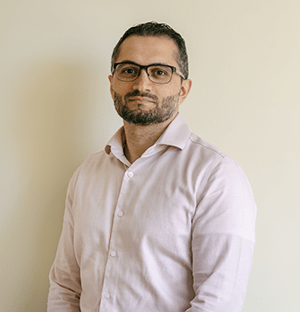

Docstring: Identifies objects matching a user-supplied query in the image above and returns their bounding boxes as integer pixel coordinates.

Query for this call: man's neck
[123,113,177,164]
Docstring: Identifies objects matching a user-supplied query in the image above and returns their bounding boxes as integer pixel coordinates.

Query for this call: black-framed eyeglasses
[112,61,186,84]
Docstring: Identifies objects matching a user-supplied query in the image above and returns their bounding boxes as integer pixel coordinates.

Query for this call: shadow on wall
[2,60,107,311]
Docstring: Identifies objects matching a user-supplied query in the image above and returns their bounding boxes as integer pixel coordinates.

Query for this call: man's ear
[108,75,113,98]
[178,79,192,105]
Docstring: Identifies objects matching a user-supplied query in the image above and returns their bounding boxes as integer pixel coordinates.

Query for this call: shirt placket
[98,165,136,312]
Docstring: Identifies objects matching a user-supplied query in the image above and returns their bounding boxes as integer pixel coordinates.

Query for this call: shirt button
[127,171,134,178]
[103,292,110,299]
[117,211,124,217]
[110,250,117,257]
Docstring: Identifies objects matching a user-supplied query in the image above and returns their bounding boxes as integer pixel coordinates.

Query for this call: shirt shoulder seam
[189,135,226,159]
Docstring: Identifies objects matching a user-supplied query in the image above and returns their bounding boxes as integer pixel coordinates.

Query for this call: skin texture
[109,35,192,163]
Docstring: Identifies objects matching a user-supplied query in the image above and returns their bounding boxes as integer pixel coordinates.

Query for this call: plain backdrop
[1,1,299,311]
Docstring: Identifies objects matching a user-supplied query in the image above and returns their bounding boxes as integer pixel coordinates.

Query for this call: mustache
[124,90,158,103]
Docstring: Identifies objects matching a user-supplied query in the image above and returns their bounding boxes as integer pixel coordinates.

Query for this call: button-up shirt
[48,113,256,312]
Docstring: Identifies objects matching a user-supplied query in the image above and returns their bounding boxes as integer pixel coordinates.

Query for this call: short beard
[113,90,180,126]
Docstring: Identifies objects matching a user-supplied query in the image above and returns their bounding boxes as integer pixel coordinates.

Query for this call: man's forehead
[116,35,179,65]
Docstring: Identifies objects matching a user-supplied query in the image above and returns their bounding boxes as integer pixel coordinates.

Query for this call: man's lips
[127,96,155,104]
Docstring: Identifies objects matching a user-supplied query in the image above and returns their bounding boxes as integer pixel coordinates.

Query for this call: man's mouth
[127,96,155,104]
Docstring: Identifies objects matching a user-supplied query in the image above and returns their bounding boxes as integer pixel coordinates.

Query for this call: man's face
[109,35,189,126]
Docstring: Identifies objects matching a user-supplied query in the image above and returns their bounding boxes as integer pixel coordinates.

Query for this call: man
[48,22,256,312]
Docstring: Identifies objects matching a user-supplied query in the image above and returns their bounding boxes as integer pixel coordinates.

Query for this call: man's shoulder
[82,150,106,163]
[187,132,228,160]
[74,150,108,174]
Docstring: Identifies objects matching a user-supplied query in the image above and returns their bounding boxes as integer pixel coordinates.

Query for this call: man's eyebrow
[117,60,170,66]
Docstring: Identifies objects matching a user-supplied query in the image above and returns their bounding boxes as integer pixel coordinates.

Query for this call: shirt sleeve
[186,157,256,312]
[47,169,81,312]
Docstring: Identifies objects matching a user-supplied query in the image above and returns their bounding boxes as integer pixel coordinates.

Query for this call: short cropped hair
[111,21,189,79]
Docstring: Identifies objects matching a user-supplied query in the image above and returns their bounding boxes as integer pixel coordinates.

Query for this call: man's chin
[119,109,176,126]
[123,114,159,126]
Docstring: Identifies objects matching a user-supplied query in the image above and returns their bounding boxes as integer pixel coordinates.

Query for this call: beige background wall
[1,1,299,311]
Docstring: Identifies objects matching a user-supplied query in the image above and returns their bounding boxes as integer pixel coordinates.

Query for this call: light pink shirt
[48,113,256,312]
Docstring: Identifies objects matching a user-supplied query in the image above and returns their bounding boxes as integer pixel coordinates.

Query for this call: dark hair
[111,21,189,79]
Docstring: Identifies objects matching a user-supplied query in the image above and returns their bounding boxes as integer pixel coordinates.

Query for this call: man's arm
[186,157,256,312]
[47,171,81,312]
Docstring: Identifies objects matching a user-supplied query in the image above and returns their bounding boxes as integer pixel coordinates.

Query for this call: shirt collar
[155,113,191,150]
[105,126,126,156]
[105,113,191,158]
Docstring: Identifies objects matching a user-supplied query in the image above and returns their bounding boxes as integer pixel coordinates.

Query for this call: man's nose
[132,69,152,91]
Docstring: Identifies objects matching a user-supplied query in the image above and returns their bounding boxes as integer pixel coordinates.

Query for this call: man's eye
[150,67,170,78]
[152,68,167,76]
[122,67,137,74]
[155,70,166,76]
